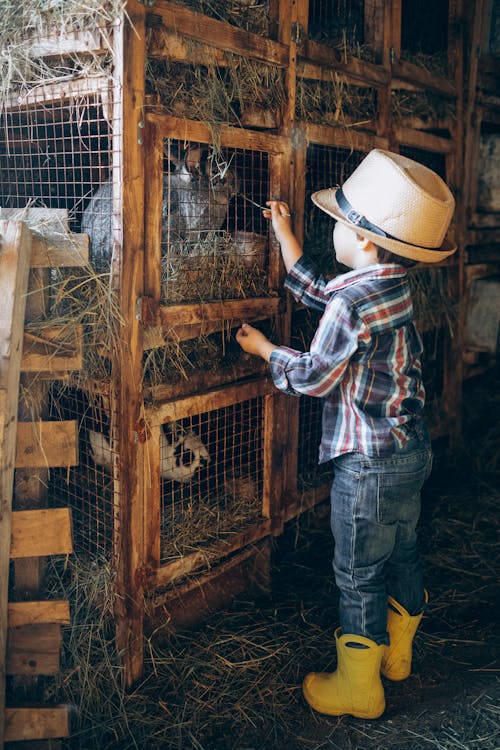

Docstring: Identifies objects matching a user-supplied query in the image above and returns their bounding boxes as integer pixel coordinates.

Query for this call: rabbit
[81,147,240,268]
[164,147,240,250]
[88,423,210,484]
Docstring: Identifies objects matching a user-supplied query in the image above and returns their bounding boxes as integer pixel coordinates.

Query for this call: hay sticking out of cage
[0,0,125,108]
[391,89,456,122]
[161,479,262,565]
[162,231,269,304]
[146,53,285,132]
[163,0,269,36]
[296,74,376,129]
[24,265,121,383]
[401,49,449,79]
[409,267,457,334]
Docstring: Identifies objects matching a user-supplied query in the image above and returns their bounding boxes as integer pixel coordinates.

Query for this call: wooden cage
[2,4,497,735]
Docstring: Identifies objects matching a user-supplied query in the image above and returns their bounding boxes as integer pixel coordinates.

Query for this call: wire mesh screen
[478,123,500,213]
[401,0,449,75]
[304,144,365,274]
[48,386,116,558]
[160,398,264,565]
[0,89,113,246]
[160,139,270,304]
[308,0,365,50]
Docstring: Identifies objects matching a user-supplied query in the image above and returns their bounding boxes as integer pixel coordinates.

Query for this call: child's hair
[376,245,418,268]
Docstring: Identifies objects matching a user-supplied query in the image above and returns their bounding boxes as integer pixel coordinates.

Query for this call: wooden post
[0,221,32,750]
[114,1,147,686]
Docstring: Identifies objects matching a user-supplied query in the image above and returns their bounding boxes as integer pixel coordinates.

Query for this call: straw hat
[311,149,456,263]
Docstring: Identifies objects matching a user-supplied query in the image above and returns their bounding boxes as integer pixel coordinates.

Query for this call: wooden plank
[7,600,70,628]
[145,112,288,152]
[392,59,456,96]
[30,232,89,268]
[21,326,83,373]
[304,122,389,151]
[15,421,78,469]
[29,28,105,57]
[0,209,88,267]
[0,220,32,748]
[300,40,390,87]
[393,127,454,153]
[4,707,70,742]
[146,377,275,425]
[114,0,147,688]
[10,509,73,559]
[152,519,271,588]
[143,358,268,403]
[158,297,281,328]
[146,1,289,67]
[7,623,62,676]
[2,75,111,111]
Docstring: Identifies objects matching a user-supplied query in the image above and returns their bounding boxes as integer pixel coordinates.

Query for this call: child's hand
[236,323,276,362]
[263,200,293,242]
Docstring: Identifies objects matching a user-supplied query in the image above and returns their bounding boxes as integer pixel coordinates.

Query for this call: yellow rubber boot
[381,593,427,681]
[302,629,385,719]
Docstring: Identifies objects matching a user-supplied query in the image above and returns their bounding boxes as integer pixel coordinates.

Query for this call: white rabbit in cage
[81,146,240,268]
[160,423,210,484]
[88,423,210,484]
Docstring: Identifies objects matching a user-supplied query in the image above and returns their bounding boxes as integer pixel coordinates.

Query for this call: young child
[236,149,456,719]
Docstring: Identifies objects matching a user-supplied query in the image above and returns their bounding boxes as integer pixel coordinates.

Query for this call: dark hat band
[336,188,436,251]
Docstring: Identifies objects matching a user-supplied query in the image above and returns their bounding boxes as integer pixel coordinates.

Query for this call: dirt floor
[31,366,499,750]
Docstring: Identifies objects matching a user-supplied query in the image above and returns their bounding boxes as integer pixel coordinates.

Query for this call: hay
[391,89,456,122]
[409,267,457,335]
[162,232,269,305]
[146,52,285,132]
[296,73,376,129]
[164,0,269,36]
[161,479,263,565]
[0,0,126,109]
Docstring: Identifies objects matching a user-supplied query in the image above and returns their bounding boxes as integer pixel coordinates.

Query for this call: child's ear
[356,234,377,252]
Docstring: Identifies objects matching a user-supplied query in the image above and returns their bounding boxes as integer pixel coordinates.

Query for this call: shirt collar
[326,263,407,293]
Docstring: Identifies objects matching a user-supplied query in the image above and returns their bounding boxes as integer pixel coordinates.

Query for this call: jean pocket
[376,461,430,525]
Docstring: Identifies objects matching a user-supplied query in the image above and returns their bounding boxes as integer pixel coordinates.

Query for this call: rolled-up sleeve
[269,295,365,397]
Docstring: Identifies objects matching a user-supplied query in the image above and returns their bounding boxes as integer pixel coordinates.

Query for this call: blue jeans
[330,426,433,645]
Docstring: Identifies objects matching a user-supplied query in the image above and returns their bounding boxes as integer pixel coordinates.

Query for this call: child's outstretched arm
[264,200,303,273]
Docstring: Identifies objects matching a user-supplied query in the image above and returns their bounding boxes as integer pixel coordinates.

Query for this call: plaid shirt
[269,256,426,461]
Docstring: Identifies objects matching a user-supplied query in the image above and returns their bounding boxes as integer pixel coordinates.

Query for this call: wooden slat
[146,377,275,425]
[158,297,281,329]
[30,232,89,268]
[10,509,73,559]
[145,112,288,152]
[393,126,454,153]
[300,41,391,87]
[4,707,70,742]
[152,519,271,588]
[7,600,70,628]
[21,326,83,373]
[304,122,389,151]
[147,1,289,67]
[2,75,111,111]
[0,220,33,748]
[392,59,456,95]
[15,421,78,469]
[7,623,62,676]
[29,28,104,57]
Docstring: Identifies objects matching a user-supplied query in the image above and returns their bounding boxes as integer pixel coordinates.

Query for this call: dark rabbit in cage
[81,145,240,269]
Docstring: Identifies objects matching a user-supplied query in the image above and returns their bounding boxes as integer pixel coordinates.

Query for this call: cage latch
[135,296,159,326]
[291,22,303,46]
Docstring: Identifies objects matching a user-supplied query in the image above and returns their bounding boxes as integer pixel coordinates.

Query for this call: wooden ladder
[0,212,89,748]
